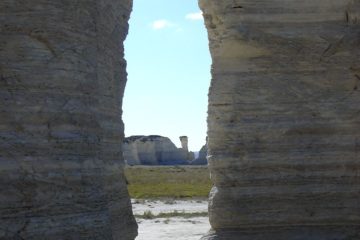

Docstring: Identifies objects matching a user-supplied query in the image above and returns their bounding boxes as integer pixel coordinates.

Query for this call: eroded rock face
[200,0,360,239]
[191,144,208,165]
[0,1,137,239]
[123,135,193,165]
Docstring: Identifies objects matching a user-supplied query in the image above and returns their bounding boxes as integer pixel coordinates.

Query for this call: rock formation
[123,135,194,165]
[0,1,137,239]
[199,0,360,239]
[180,135,196,162]
[191,137,208,165]
[191,145,208,165]
[1,0,360,239]
[179,136,189,152]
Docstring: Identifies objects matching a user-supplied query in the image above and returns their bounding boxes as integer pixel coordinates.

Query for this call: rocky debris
[123,135,194,165]
[200,0,360,239]
[0,1,137,239]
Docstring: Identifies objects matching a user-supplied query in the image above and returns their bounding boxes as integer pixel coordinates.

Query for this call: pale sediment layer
[200,0,360,239]
[0,1,137,239]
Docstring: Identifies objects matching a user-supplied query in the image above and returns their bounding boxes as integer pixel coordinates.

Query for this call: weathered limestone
[191,144,208,165]
[179,136,189,152]
[0,1,137,239]
[123,135,194,165]
[200,0,360,239]
[191,137,208,165]
[180,135,196,162]
[2,0,360,239]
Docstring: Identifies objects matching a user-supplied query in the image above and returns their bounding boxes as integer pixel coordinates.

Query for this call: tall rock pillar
[179,136,189,152]
[0,0,137,239]
[200,0,360,239]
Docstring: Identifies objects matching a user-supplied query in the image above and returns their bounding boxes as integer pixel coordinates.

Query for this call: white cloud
[185,11,203,20]
[151,19,174,30]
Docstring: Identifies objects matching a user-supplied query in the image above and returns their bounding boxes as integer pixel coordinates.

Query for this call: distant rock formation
[191,145,208,165]
[191,137,208,165]
[123,135,195,165]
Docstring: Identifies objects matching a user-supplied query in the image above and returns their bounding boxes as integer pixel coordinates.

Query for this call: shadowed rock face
[0,1,137,239]
[199,0,360,239]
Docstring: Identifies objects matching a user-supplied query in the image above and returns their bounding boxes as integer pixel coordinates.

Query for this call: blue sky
[123,0,211,151]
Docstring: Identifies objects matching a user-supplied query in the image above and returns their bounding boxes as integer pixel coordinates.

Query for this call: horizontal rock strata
[0,0,137,239]
[200,0,360,239]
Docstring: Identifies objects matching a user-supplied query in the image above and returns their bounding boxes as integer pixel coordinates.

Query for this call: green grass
[134,210,209,219]
[125,166,212,199]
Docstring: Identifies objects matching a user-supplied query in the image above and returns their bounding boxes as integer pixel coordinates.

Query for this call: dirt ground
[132,199,210,240]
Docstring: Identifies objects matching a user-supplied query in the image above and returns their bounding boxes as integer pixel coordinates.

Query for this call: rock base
[201,227,360,240]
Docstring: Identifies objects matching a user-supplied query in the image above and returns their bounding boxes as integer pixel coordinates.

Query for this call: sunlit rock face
[0,0,137,239]
[200,0,360,239]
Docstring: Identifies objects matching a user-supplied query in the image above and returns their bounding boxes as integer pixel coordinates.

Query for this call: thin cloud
[151,19,174,30]
[185,11,203,20]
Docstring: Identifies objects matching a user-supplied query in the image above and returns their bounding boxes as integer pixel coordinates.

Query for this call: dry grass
[125,166,212,199]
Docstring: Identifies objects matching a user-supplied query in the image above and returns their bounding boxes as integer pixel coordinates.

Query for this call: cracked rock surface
[0,1,137,239]
[200,0,360,239]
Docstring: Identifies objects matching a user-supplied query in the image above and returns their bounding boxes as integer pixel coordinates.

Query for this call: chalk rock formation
[200,0,360,239]
[123,135,194,165]
[0,1,137,239]
[179,135,196,162]
[191,144,208,165]
[179,136,189,152]
[191,137,208,165]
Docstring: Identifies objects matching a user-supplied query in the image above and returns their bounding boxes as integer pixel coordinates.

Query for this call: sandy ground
[132,199,210,240]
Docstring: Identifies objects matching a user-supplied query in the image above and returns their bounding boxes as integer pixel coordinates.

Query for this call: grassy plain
[125,166,212,199]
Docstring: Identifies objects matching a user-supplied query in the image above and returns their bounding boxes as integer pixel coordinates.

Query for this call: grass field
[125,166,212,199]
